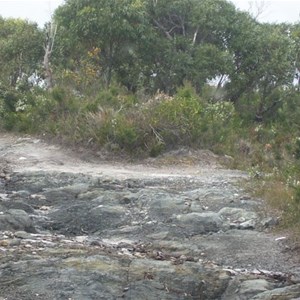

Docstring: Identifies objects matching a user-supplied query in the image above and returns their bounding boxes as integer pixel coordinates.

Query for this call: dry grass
[255,180,292,212]
[247,177,300,242]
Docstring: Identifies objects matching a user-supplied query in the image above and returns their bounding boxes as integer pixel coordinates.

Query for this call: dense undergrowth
[1,81,300,237]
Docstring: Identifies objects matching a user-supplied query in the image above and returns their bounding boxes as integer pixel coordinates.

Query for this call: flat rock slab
[0,135,299,299]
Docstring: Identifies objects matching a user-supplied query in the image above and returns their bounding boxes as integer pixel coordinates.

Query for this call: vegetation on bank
[0,0,300,234]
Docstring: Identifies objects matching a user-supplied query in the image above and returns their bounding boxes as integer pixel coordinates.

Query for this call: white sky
[0,0,299,27]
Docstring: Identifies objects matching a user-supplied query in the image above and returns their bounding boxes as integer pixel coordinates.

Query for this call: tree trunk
[43,45,54,90]
[43,22,57,90]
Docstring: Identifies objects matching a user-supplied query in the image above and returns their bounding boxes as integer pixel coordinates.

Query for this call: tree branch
[153,19,173,40]
[192,26,199,46]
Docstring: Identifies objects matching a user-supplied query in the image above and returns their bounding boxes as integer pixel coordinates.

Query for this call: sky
[0,0,299,27]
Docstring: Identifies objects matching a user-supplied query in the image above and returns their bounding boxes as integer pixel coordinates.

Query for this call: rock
[290,274,300,284]
[120,192,139,204]
[260,217,279,228]
[2,201,35,214]
[148,231,169,240]
[219,207,257,224]
[30,194,47,200]
[9,238,21,246]
[0,209,35,232]
[240,279,272,295]
[10,190,31,199]
[14,230,32,239]
[39,205,51,211]
[149,194,186,217]
[239,219,256,229]
[128,259,231,299]
[251,283,300,299]
[175,212,222,235]
[0,239,9,247]
[47,203,128,235]
[222,278,273,300]
[1,145,300,300]
[57,183,90,195]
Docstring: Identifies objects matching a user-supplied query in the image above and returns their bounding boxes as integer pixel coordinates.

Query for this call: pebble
[39,205,51,211]
[0,240,9,247]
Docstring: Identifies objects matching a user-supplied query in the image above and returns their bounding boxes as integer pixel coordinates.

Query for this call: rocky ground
[0,134,300,299]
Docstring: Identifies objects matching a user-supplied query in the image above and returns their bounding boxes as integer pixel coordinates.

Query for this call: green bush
[146,85,237,151]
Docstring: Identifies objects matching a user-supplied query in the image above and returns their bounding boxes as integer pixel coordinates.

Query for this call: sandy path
[0,133,246,181]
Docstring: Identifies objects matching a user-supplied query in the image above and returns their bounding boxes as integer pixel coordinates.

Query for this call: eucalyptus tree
[144,0,237,92]
[52,0,296,109]
[54,0,150,88]
[0,17,44,87]
[52,0,239,93]
[225,16,296,120]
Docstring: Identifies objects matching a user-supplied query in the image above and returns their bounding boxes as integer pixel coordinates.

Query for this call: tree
[51,0,296,106]
[225,16,295,120]
[291,23,300,91]
[52,0,239,93]
[144,0,237,92]
[54,0,150,88]
[0,17,44,87]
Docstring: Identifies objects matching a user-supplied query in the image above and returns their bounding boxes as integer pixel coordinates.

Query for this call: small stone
[239,219,256,229]
[75,236,88,243]
[261,217,278,228]
[39,205,51,211]
[30,194,46,200]
[4,231,13,238]
[0,240,9,246]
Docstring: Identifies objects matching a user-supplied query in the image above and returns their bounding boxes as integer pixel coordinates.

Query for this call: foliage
[226,21,295,120]
[0,17,43,87]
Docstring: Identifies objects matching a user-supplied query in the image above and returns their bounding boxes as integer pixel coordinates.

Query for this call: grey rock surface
[0,135,299,299]
[0,209,35,232]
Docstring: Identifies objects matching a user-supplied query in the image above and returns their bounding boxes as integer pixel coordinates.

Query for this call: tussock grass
[244,175,300,241]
